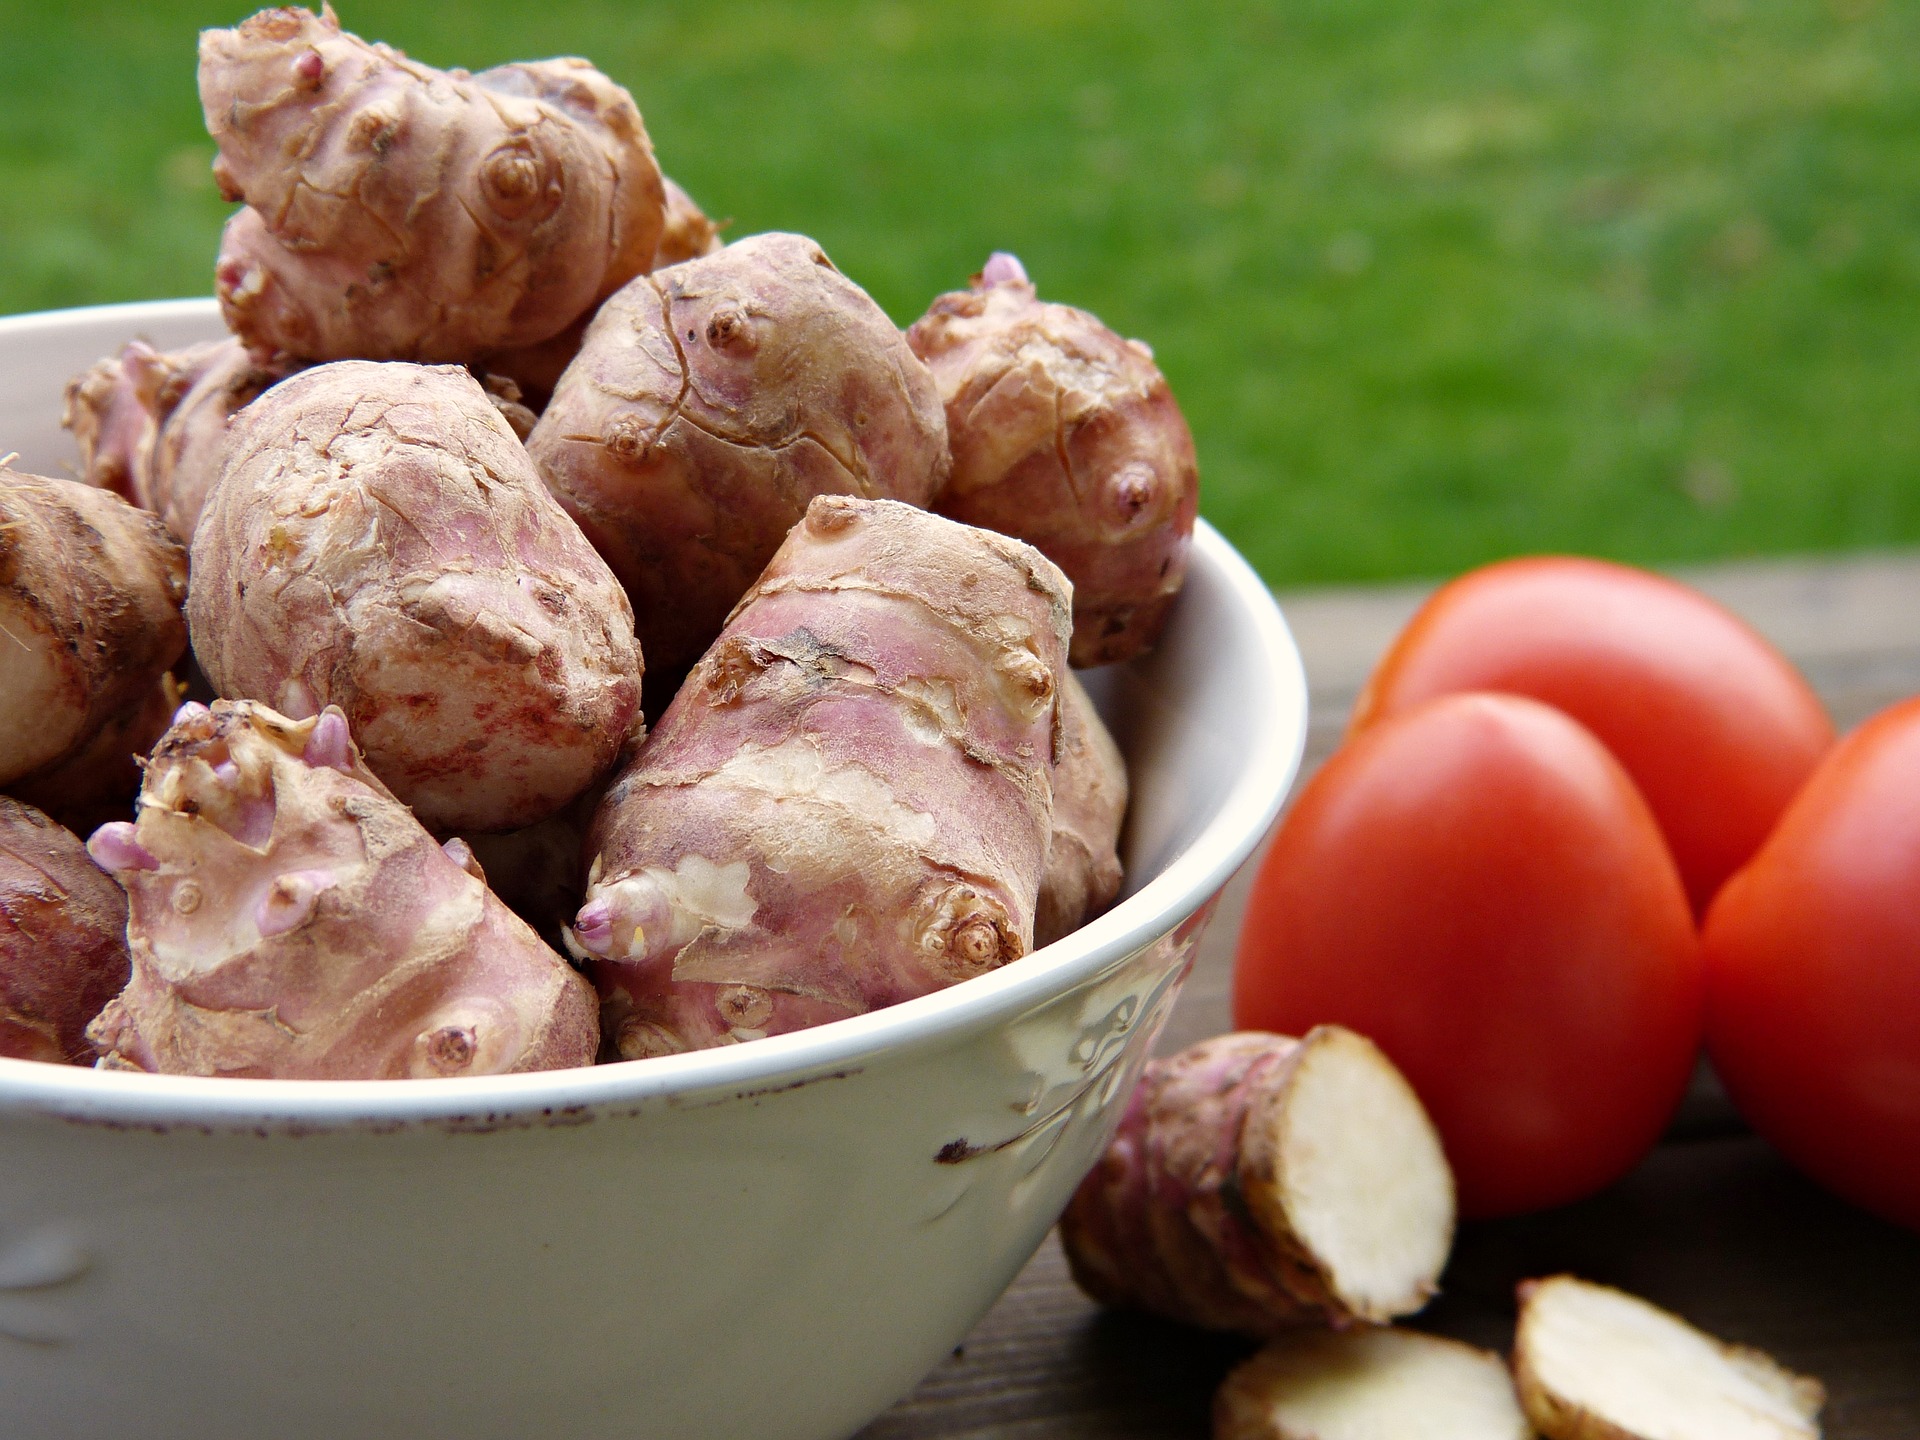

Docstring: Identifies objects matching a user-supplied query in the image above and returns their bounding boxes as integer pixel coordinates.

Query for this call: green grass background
[2,0,1916,586]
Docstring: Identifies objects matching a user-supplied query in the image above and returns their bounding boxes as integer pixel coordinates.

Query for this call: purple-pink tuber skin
[188,362,643,834]
[906,255,1199,666]
[303,710,352,772]
[85,699,598,1079]
[580,496,1070,1059]
[981,251,1029,287]
[88,822,159,874]
[527,232,951,682]
[571,899,614,957]
[0,798,131,1066]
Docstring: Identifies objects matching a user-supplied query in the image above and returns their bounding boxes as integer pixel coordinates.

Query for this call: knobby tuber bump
[1059,1028,1455,1335]
[1034,669,1126,949]
[85,700,597,1078]
[188,361,641,834]
[0,466,188,789]
[63,339,217,507]
[573,495,1067,1058]
[202,7,666,363]
[907,252,1198,666]
[1213,1328,1532,1440]
[1513,1275,1824,1440]
[529,232,951,679]
[0,799,131,1066]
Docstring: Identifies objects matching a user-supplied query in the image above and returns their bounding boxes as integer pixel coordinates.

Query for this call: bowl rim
[0,299,1307,1130]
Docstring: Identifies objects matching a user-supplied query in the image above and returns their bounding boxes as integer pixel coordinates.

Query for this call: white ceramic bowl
[0,300,1307,1440]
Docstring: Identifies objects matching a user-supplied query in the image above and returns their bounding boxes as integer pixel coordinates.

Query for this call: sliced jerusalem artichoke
[0,465,188,790]
[1034,668,1127,948]
[575,496,1068,1058]
[1214,1328,1532,1440]
[1513,1275,1823,1440]
[85,700,597,1079]
[907,251,1199,666]
[188,360,643,835]
[202,7,666,363]
[1060,1028,1455,1335]
[0,798,130,1066]
[528,232,951,681]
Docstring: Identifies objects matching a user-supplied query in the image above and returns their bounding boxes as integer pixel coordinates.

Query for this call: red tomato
[1349,556,1833,914]
[1703,697,1920,1232]
[1234,692,1703,1218]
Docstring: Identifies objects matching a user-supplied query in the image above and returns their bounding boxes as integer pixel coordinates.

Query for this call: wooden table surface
[861,550,1920,1440]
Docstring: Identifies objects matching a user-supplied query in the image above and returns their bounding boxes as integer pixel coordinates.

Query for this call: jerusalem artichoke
[85,700,598,1078]
[202,7,666,363]
[65,338,300,542]
[187,361,642,834]
[0,466,188,789]
[1060,1028,1455,1336]
[907,252,1198,666]
[528,232,951,679]
[573,495,1067,1059]
[0,798,130,1066]
[146,338,300,542]
[1214,1328,1531,1440]
[62,339,207,507]
[1513,1275,1824,1440]
[1034,669,1127,949]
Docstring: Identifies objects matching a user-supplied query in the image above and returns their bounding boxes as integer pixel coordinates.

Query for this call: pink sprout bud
[441,837,484,881]
[981,251,1029,288]
[171,700,210,727]
[88,822,160,874]
[303,709,353,772]
[213,759,242,786]
[295,48,326,84]
[255,869,338,938]
[571,899,614,957]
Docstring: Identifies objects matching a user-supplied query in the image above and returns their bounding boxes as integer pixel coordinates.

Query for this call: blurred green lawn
[3,0,1916,587]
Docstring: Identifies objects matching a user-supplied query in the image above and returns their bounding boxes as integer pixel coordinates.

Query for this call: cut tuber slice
[1060,1027,1455,1335]
[1513,1275,1824,1440]
[1214,1328,1531,1440]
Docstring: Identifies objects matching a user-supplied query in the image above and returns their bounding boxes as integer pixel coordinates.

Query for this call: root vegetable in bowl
[0,300,1304,1440]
